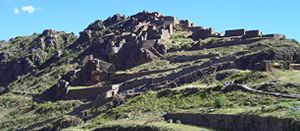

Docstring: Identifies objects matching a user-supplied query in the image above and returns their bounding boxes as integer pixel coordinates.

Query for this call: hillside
[1,11,300,131]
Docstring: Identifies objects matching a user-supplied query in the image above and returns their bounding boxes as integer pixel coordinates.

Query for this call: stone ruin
[53,79,119,100]
[264,61,300,72]
[49,11,290,101]
[191,27,216,40]
[76,11,287,70]
[244,30,262,38]
[180,20,193,28]
[50,55,119,100]
[263,34,286,39]
[62,55,115,86]
[79,11,198,70]
[191,27,285,40]
[225,29,246,37]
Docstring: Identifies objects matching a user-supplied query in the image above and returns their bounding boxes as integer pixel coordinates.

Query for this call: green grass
[102,86,298,120]
[221,70,273,85]
[271,69,300,84]
[0,93,82,130]
[94,120,213,131]
[78,84,300,130]
[164,31,195,51]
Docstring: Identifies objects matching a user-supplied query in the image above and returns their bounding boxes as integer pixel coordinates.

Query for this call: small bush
[214,95,227,108]
[291,39,299,45]
[36,102,56,114]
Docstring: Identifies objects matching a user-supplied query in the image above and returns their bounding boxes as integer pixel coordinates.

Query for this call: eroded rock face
[0,57,35,86]
[33,29,76,50]
[0,30,77,87]
[62,57,116,86]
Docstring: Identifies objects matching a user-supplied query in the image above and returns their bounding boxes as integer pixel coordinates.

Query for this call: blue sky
[0,0,299,41]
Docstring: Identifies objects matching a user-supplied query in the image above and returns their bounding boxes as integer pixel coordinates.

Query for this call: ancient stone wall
[164,113,300,131]
[163,16,179,26]
[179,20,192,27]
[225,29,246,37]
[56,85,119,100]
[195,38,265,50]
[61,85,119,100]
[191,27,215,40]
[244,30,262,38]
[264,61,300,72]
[291,64,300,70]
[263,34,286,39]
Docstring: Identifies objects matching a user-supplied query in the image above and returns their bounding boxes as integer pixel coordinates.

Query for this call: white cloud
[14,8,20,14]
[21,5,35,14]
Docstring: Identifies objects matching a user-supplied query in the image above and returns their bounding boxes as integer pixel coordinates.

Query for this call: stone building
[145,24,173,40]
[191,27,216,40]
[225,29,246,37]
[180,20,192,27]
[263,34,286,39]
[244,30,262,38]
[163,16,180,26]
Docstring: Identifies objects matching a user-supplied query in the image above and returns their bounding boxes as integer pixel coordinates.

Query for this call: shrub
[214,95,227,108]
[291,39,299,45]
[36,102,56,114]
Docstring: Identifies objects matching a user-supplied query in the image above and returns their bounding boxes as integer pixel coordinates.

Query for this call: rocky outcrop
[164,113,300,131]
[0,57,35,86]
[29,29,77,66]
[0,30,77,86]
[33,29,76,51]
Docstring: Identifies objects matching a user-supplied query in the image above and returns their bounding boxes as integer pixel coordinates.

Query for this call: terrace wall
[56,85,119,100]
[164,113,300,131]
